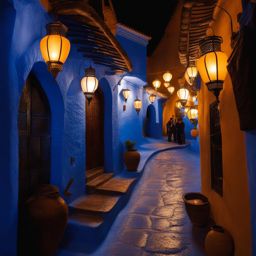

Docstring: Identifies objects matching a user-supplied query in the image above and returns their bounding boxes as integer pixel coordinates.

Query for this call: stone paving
[88,148,205,256]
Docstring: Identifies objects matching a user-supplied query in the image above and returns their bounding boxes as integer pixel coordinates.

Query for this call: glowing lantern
[152,79,161,90]
[187,107,198,121]
[196,36,228,100]
[122,89,131,102]
[175,101,183,109]
[177,87,189,106]
[184,106,190,116]
[81,66,98,104]
[149,94,156,104]
[167,86,175,95]
[185,63,198,85]
[164,82,170,88]
[163,71,172,82]
[134,98,142,113]
[40,22,71,78]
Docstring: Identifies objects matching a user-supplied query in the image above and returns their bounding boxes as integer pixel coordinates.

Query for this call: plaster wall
[199,1,252,255]
[0,1,151,254]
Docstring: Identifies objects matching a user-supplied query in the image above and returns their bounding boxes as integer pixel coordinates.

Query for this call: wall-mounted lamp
[167,86,175,95]
[121,88,131,111]
[122,88,131,102]
[134,98,142,114]
[149,94,156,104]
[81,66,99,104]
[187,106,198,128]
[152,79,161,90]
[196,36,228,102]
[175,100,183,109]
[185,62,198,85]
[40,22,71,78]
[177,87,190,106]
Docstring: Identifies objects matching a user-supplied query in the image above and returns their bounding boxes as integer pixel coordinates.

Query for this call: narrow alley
[61,148,203,256]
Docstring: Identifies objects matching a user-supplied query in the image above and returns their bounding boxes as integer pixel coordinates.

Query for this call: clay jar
[205,225,234,256]
[183,192,210,227]
[124,149,141,171]
[191,128,199,138]
[26,184,68,256]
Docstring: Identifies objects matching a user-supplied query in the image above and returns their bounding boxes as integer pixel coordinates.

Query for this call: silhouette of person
[176,117,185,144]
[167,116,176,142]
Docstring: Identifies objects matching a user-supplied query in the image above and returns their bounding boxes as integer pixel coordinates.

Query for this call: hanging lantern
[40,22,71,78]
[122,88,131,102]
[177,87,189,106]
[187,106,199,129]
[81,66,98,104]
[163,71,172,83]
[196,36,228,101]
[167,86,175,95]
[164,82,170,88]
[185,62,198,85]
[134,98,142,113]
[149,94,156,104]
[175,100,183,109]
[152,79,161,90]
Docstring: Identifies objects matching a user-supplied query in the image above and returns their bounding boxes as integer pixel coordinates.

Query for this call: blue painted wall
[0,1,157,254]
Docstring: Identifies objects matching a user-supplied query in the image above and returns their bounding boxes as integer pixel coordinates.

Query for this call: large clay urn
[183,192,210,227]
[26,184,68,256]
[205,225,234,256]
[124,149,141,171]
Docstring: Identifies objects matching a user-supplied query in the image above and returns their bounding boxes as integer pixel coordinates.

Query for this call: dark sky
[112,0,178,56]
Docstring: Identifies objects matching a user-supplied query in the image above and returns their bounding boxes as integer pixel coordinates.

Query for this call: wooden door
[86,88,104,170]
[18,73,51,255]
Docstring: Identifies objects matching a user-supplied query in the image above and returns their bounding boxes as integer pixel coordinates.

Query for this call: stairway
[61,167,137,254]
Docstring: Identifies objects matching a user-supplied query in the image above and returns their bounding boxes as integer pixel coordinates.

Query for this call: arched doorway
[86,88,104,171]
[18,73,51,255]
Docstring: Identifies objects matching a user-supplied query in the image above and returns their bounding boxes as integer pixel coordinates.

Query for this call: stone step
[86,167,104,183]
[69,194,120,214]
[69,213,104,228]
[87,173,114,190]
[96,177,136,195]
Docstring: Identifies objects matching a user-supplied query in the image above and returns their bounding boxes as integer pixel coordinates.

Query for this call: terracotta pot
[205,225,234,256]
[191,128,199,138]
[183,192,210,227]
[26,184,68,256]
[124,150,140,171]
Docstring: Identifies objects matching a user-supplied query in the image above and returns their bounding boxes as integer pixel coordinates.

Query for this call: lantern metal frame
[41,22,69,78]
[198,36,226,101]
[122,88,131,103]
[185,61,198,85]
[134,97,142,114]
[81,66,98,104]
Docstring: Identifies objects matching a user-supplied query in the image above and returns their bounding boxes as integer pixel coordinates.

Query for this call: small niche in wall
[210,101,223,196]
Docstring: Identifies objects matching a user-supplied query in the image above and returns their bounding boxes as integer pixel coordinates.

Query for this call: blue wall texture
[0,1,163,254]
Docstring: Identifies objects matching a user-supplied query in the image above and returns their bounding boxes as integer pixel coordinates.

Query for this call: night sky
[112,0,178,56]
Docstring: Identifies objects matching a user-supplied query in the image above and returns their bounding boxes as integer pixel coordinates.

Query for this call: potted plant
[124,140,140,171]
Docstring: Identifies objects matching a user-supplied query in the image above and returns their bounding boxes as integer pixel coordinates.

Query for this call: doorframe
[20,62,65,190]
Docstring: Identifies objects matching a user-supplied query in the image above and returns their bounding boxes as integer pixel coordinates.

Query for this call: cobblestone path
[91,148,204,256]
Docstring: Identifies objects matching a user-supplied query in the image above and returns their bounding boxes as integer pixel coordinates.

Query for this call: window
[210,101,223,195]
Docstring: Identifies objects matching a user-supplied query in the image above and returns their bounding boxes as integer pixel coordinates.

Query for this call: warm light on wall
[163,71,173,83]
[167,86,175,95]
[122,88,131,102]
[40,22,71,78]
[152,79,161,90]
[196,36,228,101]
[149,94,156,104]
[177,87,189,106]
[134,98,142,113]
[81,66,98,104]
